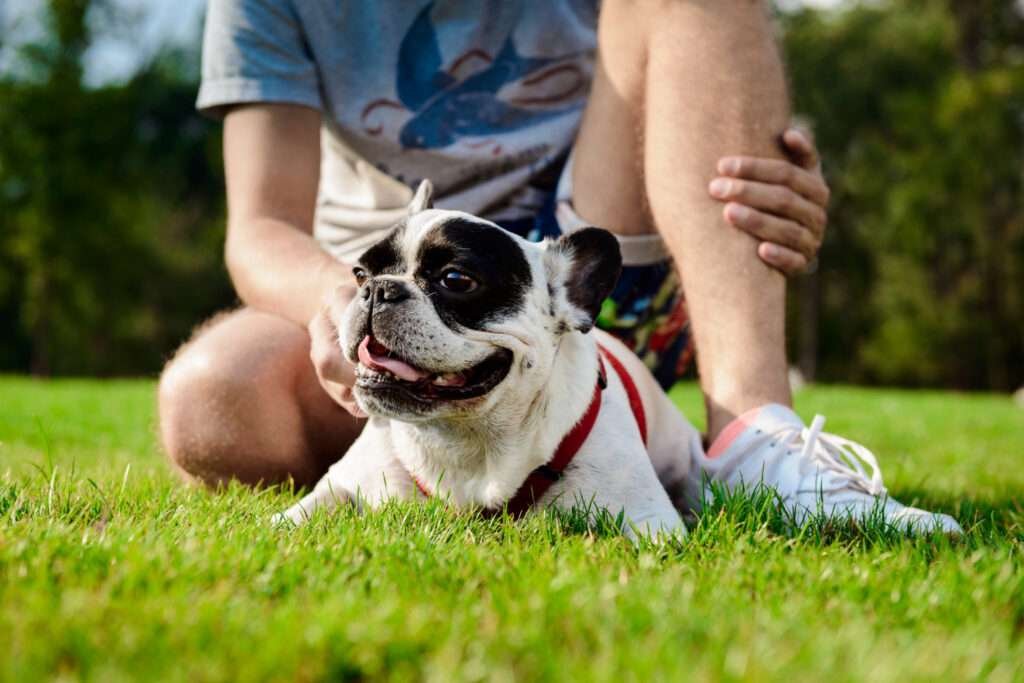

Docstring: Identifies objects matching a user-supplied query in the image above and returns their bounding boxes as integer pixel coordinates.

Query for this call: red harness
[412,344,647,518]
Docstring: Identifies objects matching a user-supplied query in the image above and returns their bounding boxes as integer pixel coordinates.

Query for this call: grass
[1,375,1022,682]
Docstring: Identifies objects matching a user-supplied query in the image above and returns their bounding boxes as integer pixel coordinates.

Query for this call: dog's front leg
[616,472,688,543]
[564,444,688,543]
[621,501,687,543]
[565,490,684,544]
[272,421,409,526]
[272,471,354,527]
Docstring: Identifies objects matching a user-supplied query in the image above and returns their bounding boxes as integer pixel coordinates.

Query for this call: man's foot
[701,404,963,534]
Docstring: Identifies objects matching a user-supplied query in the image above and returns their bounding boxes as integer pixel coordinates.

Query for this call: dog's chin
[353,344,515,420]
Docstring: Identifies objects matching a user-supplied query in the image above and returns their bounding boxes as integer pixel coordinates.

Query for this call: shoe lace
[779,415,887,496]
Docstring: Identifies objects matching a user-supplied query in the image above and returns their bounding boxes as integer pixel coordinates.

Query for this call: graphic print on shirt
[360,2,586,153]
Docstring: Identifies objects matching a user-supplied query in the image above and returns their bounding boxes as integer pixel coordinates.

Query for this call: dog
[274,181,704,539]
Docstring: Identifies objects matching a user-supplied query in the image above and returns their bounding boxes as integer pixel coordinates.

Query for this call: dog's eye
[353,267,368,286]
[438,269,478,293]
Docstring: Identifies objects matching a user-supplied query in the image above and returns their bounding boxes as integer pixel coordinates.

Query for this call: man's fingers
[325,286,354,322]
[758,242,808,275]
[724,204,819,260]
[309,312,342,374]
[782,127,820,170]
[309,286,363,416]
[710,179,827,238]
[716,156,829,206]
[309,311,356,386]
[321,378,367,419]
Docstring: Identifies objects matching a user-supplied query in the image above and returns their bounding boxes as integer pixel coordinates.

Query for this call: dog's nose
[373,279,411,305]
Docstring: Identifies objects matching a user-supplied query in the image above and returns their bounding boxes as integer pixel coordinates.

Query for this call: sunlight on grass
[1,377,1022,681]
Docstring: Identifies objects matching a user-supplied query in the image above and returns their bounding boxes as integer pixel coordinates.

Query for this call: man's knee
[158,341,244,484]
[157,314,307,485]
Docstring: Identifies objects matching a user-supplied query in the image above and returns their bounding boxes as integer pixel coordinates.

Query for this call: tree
[0,0,232,375]
[781,0,1024,390]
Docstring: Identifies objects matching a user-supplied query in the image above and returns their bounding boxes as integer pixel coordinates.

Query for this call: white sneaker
[700,404,963,534]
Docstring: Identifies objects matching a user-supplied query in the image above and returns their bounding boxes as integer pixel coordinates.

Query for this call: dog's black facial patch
[358,224,407,275]
[415,218,532,330]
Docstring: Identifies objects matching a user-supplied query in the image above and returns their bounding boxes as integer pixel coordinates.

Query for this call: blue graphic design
[394,3,583,150]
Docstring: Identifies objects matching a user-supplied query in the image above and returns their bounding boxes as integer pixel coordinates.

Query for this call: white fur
[275,206,705,541]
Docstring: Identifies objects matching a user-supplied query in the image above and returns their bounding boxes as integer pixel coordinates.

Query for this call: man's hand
[308,284,366,418]
[709,127,830,275]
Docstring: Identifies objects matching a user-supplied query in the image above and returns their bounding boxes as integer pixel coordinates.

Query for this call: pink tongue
[357,336,430,382]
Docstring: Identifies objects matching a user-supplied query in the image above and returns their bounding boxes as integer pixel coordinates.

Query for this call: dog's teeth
[433,373,464,387]
[358,365,396,381]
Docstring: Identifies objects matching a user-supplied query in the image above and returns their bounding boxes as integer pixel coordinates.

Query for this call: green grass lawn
[1,376,1022,682]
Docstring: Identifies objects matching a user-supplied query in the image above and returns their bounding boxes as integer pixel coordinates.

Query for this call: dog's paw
[269,507,306,528]
[624,515,688,545]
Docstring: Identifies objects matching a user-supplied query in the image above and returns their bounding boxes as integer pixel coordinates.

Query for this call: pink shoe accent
[707,406,765,459]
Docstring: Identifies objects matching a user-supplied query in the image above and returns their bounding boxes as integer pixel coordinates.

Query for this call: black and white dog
[275,181,704,539]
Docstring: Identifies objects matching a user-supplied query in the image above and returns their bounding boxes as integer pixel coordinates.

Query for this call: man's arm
[222,103,361,414]
[223,103,352,326]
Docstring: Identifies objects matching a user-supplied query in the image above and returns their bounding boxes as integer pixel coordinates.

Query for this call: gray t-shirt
[199,0,599,261]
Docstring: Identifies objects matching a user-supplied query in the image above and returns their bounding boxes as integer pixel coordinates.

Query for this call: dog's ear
[545,228,622,333]
[408,179,434,215]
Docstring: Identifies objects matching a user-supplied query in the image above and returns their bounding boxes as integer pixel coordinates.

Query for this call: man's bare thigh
[159,308,362,486]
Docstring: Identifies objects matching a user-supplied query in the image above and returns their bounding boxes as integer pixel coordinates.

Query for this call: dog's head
[341,180,622,421]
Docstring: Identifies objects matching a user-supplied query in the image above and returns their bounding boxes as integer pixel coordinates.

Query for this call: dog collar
[412,343,648,518]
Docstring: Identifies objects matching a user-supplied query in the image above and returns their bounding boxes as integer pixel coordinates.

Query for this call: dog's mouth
[355,336,513,402]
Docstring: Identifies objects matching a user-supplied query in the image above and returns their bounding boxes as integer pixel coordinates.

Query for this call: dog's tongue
[357,336,430,382]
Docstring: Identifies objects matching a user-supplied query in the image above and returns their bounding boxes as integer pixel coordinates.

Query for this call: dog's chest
[387,419,556,508]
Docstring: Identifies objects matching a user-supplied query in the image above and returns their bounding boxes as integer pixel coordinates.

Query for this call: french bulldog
[274,181,704,539]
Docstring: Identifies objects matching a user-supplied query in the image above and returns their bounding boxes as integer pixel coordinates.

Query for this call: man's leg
[573,0,791,441]
[571,1,961,533]
[158,308,362,487]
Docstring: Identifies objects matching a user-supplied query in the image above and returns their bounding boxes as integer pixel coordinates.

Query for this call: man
[159,0,959,532]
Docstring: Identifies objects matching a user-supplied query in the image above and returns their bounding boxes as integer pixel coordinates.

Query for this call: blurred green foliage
[0,0,1021,389]
[0,1,231,376]
[781,0,1024,390]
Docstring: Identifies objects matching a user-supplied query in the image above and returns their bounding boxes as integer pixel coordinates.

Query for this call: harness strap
[599,345,647,447]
